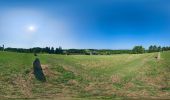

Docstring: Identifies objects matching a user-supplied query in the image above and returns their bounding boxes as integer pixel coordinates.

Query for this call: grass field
[0,51,170,99]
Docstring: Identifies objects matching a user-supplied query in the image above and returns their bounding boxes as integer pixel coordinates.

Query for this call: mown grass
[0,51,170,99]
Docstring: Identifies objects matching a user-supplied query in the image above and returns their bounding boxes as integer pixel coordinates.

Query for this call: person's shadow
[33,58,46,82]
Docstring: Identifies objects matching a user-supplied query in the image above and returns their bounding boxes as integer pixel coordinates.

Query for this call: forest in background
[0,45,170,55]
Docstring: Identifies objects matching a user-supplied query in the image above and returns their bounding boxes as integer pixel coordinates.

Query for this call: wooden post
[157,52,160,60]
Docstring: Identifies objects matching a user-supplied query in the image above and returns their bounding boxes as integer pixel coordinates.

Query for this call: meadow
[0,51,170,99]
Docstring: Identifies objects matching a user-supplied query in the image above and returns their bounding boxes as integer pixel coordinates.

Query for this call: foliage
[132,46,145,54]
[148,45,161,53]
[3,46,63,54]
[1,44,170,55]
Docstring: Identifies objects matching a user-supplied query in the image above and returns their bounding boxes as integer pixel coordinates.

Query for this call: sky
[0,0,170,49]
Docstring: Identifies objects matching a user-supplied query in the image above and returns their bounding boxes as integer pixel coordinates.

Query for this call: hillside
[0,51,170,99]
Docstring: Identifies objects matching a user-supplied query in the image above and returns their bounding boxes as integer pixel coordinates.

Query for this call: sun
[28,25,36,32]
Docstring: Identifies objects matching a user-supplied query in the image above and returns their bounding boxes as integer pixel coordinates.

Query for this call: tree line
[2,46,63,54]
[132,45,170,54]
[1,45,170,55]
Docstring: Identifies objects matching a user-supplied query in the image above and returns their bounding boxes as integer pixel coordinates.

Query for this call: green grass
[0,51,170,99]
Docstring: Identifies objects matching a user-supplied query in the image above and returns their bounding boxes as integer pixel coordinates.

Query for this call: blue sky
[0,0,170,49]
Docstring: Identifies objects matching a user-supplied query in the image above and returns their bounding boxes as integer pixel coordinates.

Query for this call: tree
[58,46,63,54]
[45,47,50,53]
[132,46,145,54]
[148,45,153,53]
[163,46,170,51]
[55,48,59,54]
[0,46,3,51]
[153,45,157,52]
[148,45,162,52]
[55,46,63,54]
[50,47,55,54]
[158,46,161,52]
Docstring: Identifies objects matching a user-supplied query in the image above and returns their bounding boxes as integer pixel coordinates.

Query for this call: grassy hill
[0,51,170,99]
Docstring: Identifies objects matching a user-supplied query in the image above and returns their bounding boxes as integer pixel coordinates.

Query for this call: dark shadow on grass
[33,58,46,82]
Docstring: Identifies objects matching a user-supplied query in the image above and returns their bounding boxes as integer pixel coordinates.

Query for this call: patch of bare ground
[123,82,135,90]
[126,90,150,97]
[85,82,116,96]
[130,75,170,98]
[126,92,170,100]
[41,64,60,78]
[110,74,121,83]
[10,64,61,99]
[12,74,33,98]
[124,89,169,99]
[33,97,82,100]
[67,79,79,86]
[33,65,79,98]
[141,76,167,90]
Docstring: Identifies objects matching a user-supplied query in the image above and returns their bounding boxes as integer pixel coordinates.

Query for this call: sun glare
[28,26,36,32]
